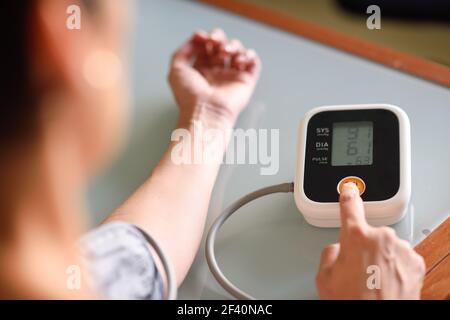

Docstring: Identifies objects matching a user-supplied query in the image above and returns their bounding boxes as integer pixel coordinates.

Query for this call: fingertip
[194,30,208,37]
[341,182,359,195]
[247,48,261,67]
[192,30,208,43]
[209,28,227,42]
[229,39,244,51]
[245,49,257,59]
[319,243,340,270]
[339,182,360,202]
[339,182,367,231]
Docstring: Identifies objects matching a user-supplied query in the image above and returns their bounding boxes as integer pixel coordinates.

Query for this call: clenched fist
[169,29,261,126]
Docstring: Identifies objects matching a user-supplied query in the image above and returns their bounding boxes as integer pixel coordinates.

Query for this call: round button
[337,176,366,195]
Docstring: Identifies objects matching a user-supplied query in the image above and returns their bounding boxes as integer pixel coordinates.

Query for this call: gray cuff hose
[205,182,295,300]
[136,226,178,300]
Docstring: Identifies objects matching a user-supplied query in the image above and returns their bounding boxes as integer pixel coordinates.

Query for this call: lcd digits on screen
[331,121,373,166]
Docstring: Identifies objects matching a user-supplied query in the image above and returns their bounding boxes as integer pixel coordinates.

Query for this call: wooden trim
[415,217,450,300]
[198,0,450,88]
[420,255,450,300]
[415,217,450,273]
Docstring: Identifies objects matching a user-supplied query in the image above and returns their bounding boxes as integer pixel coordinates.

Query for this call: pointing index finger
[339,182,368,233]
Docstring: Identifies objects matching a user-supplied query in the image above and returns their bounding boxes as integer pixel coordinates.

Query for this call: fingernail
[342,182,358,194]
[246,49,256,58]
[195,30,207,37]
[223,44,233,52]
[210,33,222,41]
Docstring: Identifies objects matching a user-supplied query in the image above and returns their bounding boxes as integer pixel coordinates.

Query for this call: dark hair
[0,1,34,142]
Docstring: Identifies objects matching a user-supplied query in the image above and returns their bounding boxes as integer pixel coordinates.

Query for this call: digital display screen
[332,121,373,166]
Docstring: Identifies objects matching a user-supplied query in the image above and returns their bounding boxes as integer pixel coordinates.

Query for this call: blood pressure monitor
[206,104,411,299]
[294,104,411,227]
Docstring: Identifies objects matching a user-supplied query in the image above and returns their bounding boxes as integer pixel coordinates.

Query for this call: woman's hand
[168,29,261,126]
[316,183,426,299]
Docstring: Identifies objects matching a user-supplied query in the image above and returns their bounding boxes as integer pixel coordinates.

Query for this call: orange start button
[337,176,366,195]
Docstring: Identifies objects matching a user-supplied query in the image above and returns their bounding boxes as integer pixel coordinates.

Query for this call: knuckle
[347,225,366,239]
[231,39,243,47]
[378,226,397,241]
[412,253,426,274]
[398,239,412,250]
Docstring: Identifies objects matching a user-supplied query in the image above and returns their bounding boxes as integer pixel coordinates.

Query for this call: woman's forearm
[104,112,233,284]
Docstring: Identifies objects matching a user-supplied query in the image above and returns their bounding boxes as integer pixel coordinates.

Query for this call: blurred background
[241,0,450,66]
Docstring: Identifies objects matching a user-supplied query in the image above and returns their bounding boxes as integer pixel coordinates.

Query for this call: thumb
[319,243,340,271]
